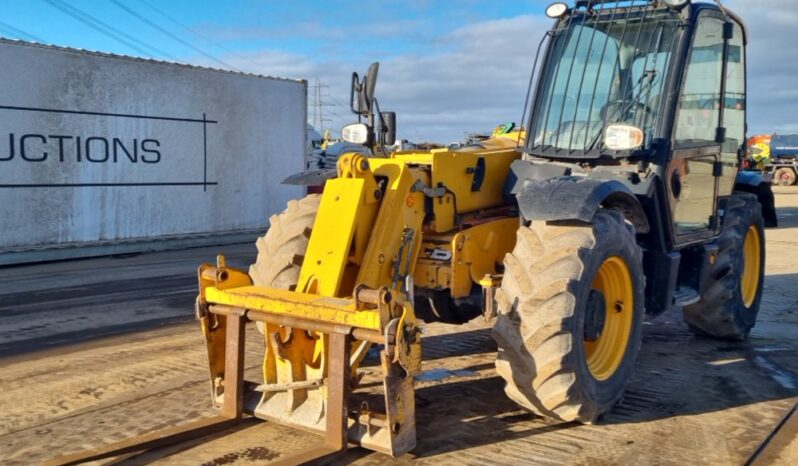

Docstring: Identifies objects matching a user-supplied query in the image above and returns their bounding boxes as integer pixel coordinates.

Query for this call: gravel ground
[1,188,797,465]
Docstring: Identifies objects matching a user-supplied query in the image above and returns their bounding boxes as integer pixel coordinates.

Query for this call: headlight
[604,124,644,151]
[545,2,569,18]
[341,123,370,145]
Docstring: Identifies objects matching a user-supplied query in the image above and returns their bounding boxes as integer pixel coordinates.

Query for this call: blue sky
[1,1,549,57]
[0,0,795,141]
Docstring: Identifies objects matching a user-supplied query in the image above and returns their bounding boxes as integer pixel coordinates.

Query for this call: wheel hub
[584,289,607,342]
[741,225,762,308]
[584,256,634,381]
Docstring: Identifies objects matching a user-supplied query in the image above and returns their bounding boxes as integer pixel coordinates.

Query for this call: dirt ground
[1,188,797,465]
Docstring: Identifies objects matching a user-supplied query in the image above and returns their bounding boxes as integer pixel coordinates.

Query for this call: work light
[660,0,689,8]
[341,123,370,145]
[545,2,569,18]
[604,124,644,151]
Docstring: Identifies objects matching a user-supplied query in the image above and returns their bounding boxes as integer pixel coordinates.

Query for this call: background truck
[747,133,798,186]
[0,39,306,265]
[768,134,798,185]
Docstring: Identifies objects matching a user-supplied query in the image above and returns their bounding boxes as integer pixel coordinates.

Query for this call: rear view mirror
[352,62,379,115]
[382,112,396,146]
[364,62,378,108]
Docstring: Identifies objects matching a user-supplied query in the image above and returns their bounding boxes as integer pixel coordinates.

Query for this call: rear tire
[249,194,321,291]
[682,193,765,340]
[774,167,797,186]
[493,210,644,423]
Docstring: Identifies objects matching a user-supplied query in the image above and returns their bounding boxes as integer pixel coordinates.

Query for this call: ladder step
[673,287,700,307]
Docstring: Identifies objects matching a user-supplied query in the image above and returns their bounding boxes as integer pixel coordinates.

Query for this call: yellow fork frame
[45,144,521,466]
[196,153,427,460]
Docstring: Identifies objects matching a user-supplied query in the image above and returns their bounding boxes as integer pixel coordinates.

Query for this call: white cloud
[220,2,798,142]
[725,0,798,135]
[221,13,550,142]
[200,18,428,43]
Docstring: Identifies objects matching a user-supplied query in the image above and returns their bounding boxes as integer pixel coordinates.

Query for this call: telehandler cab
[48,1,777,464]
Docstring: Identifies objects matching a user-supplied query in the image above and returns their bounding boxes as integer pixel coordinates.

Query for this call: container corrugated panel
[0,39,306,263]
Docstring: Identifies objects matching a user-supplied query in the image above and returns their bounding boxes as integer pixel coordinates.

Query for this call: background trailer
[0,39,306,265]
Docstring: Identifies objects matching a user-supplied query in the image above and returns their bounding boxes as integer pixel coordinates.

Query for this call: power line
[327,93,354,114]
[43,0,178,60]
[110,0,239,71]
[138,0,238,56]
[0,21,47,43]
[44,0,175,59]
[308,83,354,135]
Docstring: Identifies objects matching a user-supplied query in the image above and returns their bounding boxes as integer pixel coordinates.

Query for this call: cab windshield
[528,3,683,156]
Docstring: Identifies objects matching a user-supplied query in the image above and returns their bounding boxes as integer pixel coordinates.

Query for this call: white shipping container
[0,39,306,264]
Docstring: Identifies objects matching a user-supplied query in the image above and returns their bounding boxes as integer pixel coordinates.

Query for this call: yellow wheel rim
[741,225,762,308]
[584,256,634,381]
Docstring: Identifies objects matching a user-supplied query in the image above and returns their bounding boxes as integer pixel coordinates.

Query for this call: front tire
[493,210,645,423]
[682,193,765,340]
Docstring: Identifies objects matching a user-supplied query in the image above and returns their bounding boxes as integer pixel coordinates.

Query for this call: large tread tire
[682,193,765,340]
[248,194,321,291]
[493,210,645,423]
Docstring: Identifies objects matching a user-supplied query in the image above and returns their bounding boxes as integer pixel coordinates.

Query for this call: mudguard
[282,168,337,186]
[734,171,778,228]
[515,176,650,233]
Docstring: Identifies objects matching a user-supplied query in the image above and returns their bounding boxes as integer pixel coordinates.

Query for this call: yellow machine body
[196,132,523,459]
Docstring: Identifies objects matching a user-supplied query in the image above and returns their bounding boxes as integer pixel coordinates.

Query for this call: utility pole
[310,78,332,132]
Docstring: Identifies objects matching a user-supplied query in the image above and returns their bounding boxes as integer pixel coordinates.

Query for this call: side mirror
[364,62,378,108]
[341,123,370,145]
[382,112,396,146]
[351,62,379,115]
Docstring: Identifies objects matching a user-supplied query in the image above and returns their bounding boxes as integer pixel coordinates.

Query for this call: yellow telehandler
[49,1,778,464]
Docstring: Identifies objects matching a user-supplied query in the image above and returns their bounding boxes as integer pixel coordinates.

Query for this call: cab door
[667,12,739,244]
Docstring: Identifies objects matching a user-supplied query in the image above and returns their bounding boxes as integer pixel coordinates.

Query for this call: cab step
[673,287,700,307]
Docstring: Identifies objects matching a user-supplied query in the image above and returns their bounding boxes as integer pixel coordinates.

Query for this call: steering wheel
[600,100,653,125]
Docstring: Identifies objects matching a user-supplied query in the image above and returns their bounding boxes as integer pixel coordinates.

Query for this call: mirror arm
[350,72,359,114]
[371,98,385,153]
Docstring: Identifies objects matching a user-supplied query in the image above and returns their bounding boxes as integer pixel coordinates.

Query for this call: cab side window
[671,15,726,236]
[674,17,725,147]
[718,21,745,196]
